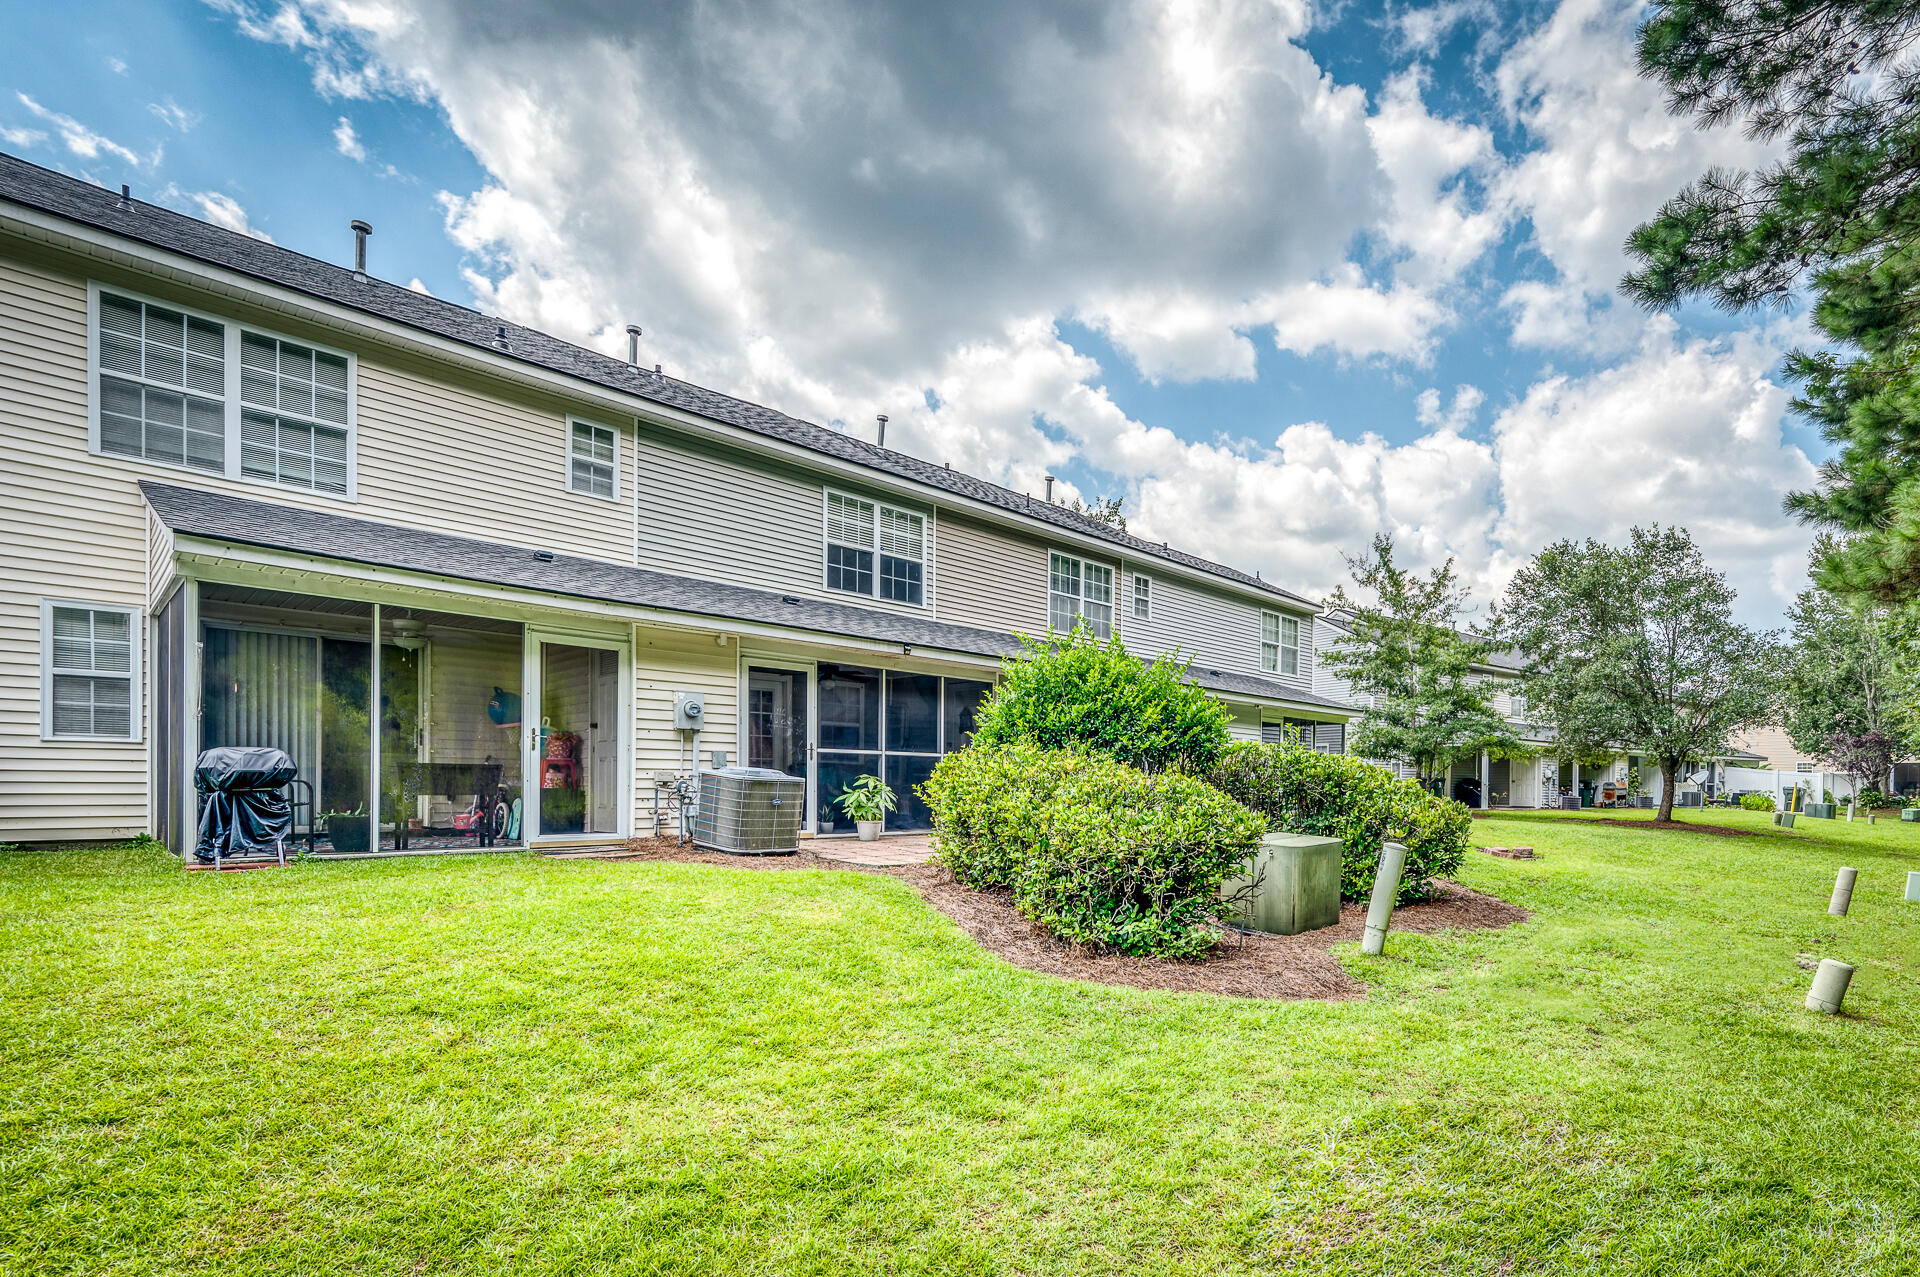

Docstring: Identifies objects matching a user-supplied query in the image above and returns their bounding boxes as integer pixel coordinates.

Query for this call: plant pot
[856,820,882,842]
[327,818,371,854]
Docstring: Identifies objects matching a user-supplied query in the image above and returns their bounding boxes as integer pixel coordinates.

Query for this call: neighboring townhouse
[1311,613,1763,808]
[1731,723,1920,797]
[0,151,1355,856]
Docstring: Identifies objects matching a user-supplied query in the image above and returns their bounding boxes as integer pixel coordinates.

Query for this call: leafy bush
[969,625,1232,773]
[1206,740,1469,904]
[923,744,1266,958]
[1739,792,1775,812]
[1858,786,1887,809]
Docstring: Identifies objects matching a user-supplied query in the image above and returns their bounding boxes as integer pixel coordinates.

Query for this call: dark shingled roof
[0,149,1318,611]
[141,481,1357,714]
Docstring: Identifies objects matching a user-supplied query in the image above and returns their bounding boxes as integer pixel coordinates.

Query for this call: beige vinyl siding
[0,257,150,841]
[1124,567,1315,691]
[632,625,739,834]
[1226,703,1263,742]
[146,504,177,607]
[934,514,1050,634]
[632,425,935,617]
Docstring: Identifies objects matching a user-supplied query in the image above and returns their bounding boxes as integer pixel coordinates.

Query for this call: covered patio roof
[142,481,1358,718]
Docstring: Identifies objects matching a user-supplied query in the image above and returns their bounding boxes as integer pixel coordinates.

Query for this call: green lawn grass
[3,810,1918,1275]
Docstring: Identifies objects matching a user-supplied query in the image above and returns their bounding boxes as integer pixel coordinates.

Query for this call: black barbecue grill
[194,746,314,868]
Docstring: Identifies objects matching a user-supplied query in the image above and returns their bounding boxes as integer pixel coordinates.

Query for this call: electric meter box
[673,691,705,731]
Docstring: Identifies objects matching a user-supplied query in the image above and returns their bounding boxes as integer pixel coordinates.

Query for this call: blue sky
[1,0,1821,624]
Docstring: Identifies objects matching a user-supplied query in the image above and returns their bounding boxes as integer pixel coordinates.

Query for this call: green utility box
[1220,832,1342,936]
[1903,808,1920,823]
[1805,803,1837,820]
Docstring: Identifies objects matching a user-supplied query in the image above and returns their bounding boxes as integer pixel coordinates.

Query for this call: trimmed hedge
[1207,740,1469,904]
[923,744,1267,958]
[968,626,1233,773]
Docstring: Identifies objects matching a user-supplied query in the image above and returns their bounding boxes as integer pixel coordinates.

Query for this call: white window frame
[40,599,142,742]
[87,281,359,500]
[1132,574,1151,621]
[821,488,929,607]
[1261,611,1300,676]
[566,417,621,501]
[1049,552,1115,638]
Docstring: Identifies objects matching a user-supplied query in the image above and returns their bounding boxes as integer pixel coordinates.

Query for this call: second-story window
[98,293,227,473]
[1509,684,1527,718]
[1049,552,1113,638]
[825,491,925,605]
[1261,611,1299,675]
[92,285,357,497]
[568,420,618,498]
[1132,575,1151,620]
[240,334,351,495]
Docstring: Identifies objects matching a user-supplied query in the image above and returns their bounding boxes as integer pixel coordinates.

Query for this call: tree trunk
[1657,759,1677,822]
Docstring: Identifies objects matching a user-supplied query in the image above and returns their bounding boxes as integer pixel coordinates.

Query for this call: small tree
[1499,525,1783,822]
[1066,494,1128,530]
[1324,535,1519,789]
[1828,730,1897,818]
[969,624,1232,773]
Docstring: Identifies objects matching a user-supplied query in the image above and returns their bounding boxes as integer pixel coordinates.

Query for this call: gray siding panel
[632,425,936,619]
[1125,567,1315,694]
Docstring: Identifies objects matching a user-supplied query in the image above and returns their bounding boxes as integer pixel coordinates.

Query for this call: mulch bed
[567,837,1530,1001]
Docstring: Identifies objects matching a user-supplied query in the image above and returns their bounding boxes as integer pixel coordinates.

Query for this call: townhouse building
[0,151,1356,856]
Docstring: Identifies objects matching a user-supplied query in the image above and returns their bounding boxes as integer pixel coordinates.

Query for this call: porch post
[180,578,200,863]
[369,602,381,851]
[1480,751,1490,809]
[1572,758,1580,808]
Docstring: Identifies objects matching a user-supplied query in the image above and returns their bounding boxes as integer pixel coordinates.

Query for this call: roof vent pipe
[350,219,372,280]
[625,324,642,364]
[876,414,888,448]
[119,183,132,207]
[1044,474,1056,502]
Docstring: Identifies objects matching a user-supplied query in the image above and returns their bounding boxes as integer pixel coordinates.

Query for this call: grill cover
[194,746,298,863]
[692,766,806,854]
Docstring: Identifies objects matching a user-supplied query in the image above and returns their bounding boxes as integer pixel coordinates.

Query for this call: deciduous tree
[1499,525,1783,821]
[1323,536,1518,789]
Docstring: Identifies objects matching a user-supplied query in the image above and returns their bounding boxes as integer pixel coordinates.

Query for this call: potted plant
[322,809,370,854]
[835,774,897,841]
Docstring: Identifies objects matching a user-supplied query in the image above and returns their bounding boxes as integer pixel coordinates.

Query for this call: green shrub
[923,744,1266,958]
[1858,786,1887,809]
[1739,792,1775,812]
[969,625,1232,773]
[1206,740,1469,903]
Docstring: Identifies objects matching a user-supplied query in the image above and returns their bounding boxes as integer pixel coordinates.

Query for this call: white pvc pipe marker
[1361,841,1408,957]
[1806,958,1855,1014]
[1906,870,1920,903]
[1829,866,1858,917]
